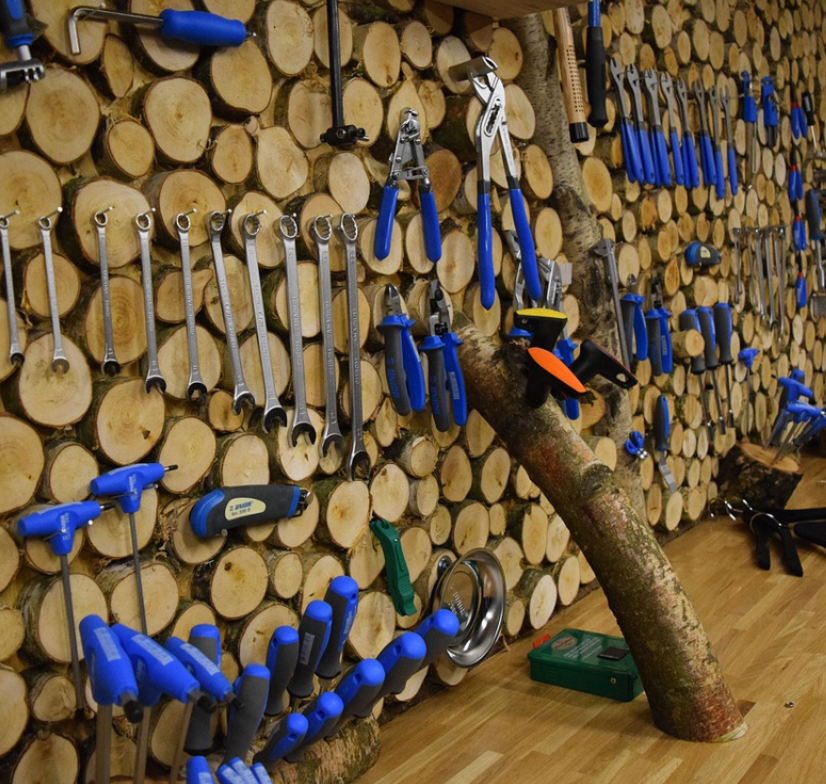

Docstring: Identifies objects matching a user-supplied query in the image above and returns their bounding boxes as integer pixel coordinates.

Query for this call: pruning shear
[375,109,441,263]
[448,56,539,309]
[420,281,467,432]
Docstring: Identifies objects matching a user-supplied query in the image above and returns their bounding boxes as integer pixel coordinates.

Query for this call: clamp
[375,109,441,263]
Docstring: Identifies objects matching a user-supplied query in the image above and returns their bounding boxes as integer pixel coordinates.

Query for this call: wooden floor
[358,460,826,784]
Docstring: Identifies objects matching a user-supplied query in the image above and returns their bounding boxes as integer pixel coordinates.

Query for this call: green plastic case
[527,628,644,702]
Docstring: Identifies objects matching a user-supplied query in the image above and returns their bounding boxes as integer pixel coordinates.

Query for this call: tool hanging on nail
[692,81,717,190]
[378,284,425,417]
[790,82,807,141]
[762,76,779,149]
[773,226,788,340]
[789,145,803,202]
[375,109,441,263]
[0,0,44,90]
[802,90,820,153]
[737,347,759,435]
[645,276,672,376]
[653,395,678,493]
[674,78,700,190]
[697,306,726,436]
[805,189,826,318]
[761,227,776,330]
[593,238,632,369]
[678,309,714,442]
[542,257,580,419]
[0,210,23,367]
[264,626,299,717]
[420,280,467,432]
[625,64,656,185]
[642,68,671,187]
[608,58,644,185]
[67,6,246,56]
[620,275,647,367]
[746,226,767,321]
[585,0,607,128]
[134,211,165,393]
[553,7,589,143]
[707,87,726,200]
[659,73,684,187]
[719,85,739,196]
[448,56,540,308]
[731,227,744,307]
[685,241,721,268]
[38,208,70,373]
[625,431,648,459]
[742,71,759,185]
[713,303,736,429]
[94,207,121,376]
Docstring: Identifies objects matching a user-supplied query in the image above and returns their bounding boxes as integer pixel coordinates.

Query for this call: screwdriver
[414,609,460,670]
[653,395,678,493]
[287,600,333,708]
[331,659,386,734]
[713,303,736,429]
[264,626,299,716]
[585,0,607,128]
[697,306,726,435]
[678,309,714,442]
[185,625,227,755]
[372,632,427,703]
[223,664,270,764]
[316,576,359,688]
[252,712,308,772]
[284,692,344,763]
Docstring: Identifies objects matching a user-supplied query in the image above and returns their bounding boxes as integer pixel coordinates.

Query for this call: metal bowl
[431,548,506,667]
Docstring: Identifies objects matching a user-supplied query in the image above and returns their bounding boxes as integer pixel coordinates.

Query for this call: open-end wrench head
[289,417,316,447]
[262,401,288,432]
[103,358,121,377]
[447,55,497,83]
[346,447,371,482]
[232,388,256,416]
[320,426,345,458]
[187,379,208,401]
[144,373,166,395]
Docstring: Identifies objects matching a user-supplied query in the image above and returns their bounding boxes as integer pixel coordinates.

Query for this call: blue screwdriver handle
[796,107,808,139]
[806,188,822,241]
[316,575,359,681]
[619,118,643,184]
[418,188,442,262]
[79,615,140,713]
[226,760,257,784]
[742,72,757,121]
[477,189,495,309]
[217,763,253,784]
[0,0,33,49]
[683,134,699,189]
[414,610,459,670]
[250,763,274,784]
[508,184,541,304]
[374,185,398,261]
[264,625,299,716]
[187,756,215,784]
[252,712,308,772]
[696,307,719,370]
[158,10,246,48]
[714,147,725,199]
[796,270,807,309]
[728,144,739,195]
[738,348,759,368]
[185,625,223,754]
[223,664,270,764]
[379,314,425,416]
[653,129,672,186]
[794,217,807,250]
[374,632,426,702]
[285,692,344,763]
[333,659,385,730]
[442,332,467,426]
[670,128,684,186]
[287,600,333,702]
[420,334,451,433]
[636,126,656,184]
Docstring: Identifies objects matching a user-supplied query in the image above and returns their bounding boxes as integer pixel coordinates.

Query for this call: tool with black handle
[414,609,460,670]
[585,0,607,128]
[802,90,819,153]
[653,395,678,493]
[252,711,308,772]
[678,309,714,442]
[0,0,44,90]
[287,600,333,708]
[284,692,343,763]
[742,71,759,185]
[264,626,299,716]
[697,306,726,436]
[645,276,672,376]
[185,625,226,755]
[223,664,270,764]
[371,632,427,704]
[553,7,589,143]
[316,575,359,686]
[707,87,726,200]
[806,188,826,317]
[331,659,385,734]
[713,303,736,429]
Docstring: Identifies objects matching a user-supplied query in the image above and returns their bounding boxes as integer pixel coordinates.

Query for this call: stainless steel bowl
[432,548,505,667]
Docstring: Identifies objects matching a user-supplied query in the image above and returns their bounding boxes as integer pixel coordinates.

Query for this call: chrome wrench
[279,215,316,446]
[337,213,370,481]
[0,210,23,366]
[762,228,776,329]
[135,211,165,393]
[311,215,344,457]
[746,227,766,320]
[174,210,207,400]
[210,210,255,415]
[775,226,787,340]
[94,207,120,376]
[731,227,744,306]
[243,212,286,431]
[38,208,69,373]
[593,238,632,370]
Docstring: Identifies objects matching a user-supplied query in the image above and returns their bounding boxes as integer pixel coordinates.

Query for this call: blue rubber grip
[250,763,274,784]
[700,134,715,186]
[401,325,426,412]
[316,576,359,681]
[714,149,725,199]
[477,190,494,309]
[379,316,415,416]
[420,334,450,433]
[683,136,699,189]
[334,660,385,725]
[654,130,672,186]
[441,333,467,426]
[166,637,233,701]
[727,146,739,195]
[792,109,801,139]
[738,348,759,368]
[659,312,673,373]
[636,127,656,185]
[414,610,459,670]
[509,187,540,304]
[794,218,807,250]
[224,664,270,764]
[252,712,308,771]
[0,0,33,49]
[620,119,643,184]
[265,625,299,716]
[670,129,684,186]
[227,760,257,784]
[798,108,808,139]
[187,756,215,784]
[80,615,139,709]
[374,633,426,700]
[632,304,648,361]
[374,185,398,261]
[287,600,332,701]
[649,131,662,186]
[158,10,247,48]
[554,337,580,420]
[285,693,344,762]
[790,169,802,202]
[418,190,441,262]
[17,501,101,557]
[796,275,807,309]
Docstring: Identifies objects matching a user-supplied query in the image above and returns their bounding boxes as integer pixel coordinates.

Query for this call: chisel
[654,395,678,493]
[316,576,359,687]
[252,712,308,772]
[264,626,299,716]
[190,484,311,538]
[287,601,333,708]
[223,664,270,764]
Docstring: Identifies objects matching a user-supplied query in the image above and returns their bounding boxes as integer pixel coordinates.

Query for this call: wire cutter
[420,281,467,432]
[377,284,426,417]
[448,56,540,309]
[375,109,441,264]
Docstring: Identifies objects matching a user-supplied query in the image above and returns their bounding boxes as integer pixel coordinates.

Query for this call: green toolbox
[527,628,644,702]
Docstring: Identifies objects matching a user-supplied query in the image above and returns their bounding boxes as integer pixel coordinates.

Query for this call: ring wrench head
[243,210,266,238]
[279,214,299,240]
[0,209,20,230]
[337,213,358,242]
[208,209,230,235]
[311,214,333,242]
[94,205,114,227]
[175,208,196,234]
[38,206,63,232]
[135,209,155,232]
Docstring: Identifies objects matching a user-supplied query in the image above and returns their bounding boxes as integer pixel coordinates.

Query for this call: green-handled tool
[370,518,416,615]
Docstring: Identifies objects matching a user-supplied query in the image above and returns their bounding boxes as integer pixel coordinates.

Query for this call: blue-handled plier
[620,274,648,365]
[449,56,539,309]
[674,78,700,189]
[375,109,441,264]
[608,58,644,185]
[625,64,657,185]
[645,275,673,376]
[692,80,717,189]
[790,83,807,140]
[420,281,467,432]
[503,230,534,340]
[642,68,671,187]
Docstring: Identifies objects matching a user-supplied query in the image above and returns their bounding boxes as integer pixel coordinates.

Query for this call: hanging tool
[0,210,23,366]
[761,227,777,329]
[802,90,820,153]
[768,374,812,446]
[524,346,586,408]
[38,208,69,373]
[252,712,308,772]
[284,692,344,763]
[190,483,310,538]
[243,212,287,432]
[762,76,779,149]
[713,303,736,429]
[645,276,672,376]
[448,56,540,308]
[642,68,671,187]
[175,210,208,400]
[674,78,700,190]
[552,7,589,143]
[747,226,767,321]
[264,626,299,717]
[707,87,726,200]
[789,146,803,203]
[420,280,467,432]
[135,211,165,393]
[90,462,177,634]
[378,284,426,417]
[774,402,820,463]
[731,227,744,306]
[94,207,120,376]
[697,306,726,436]
[790,83,807,140]
[112,623,211,784]
[593,238,632,369]
[371,517,417,616]
[585,0,607,128]
[685,242,721,267]
[719,85,738,196]
[653,395,678,493]
[80,615,142,784]
[625,431,648,459]
[692,81,716,189]
[738,347,759,435]
[18,500,112,714]
[414,610,460,670]
[625,64,656,185]
[376,109,440,263]
[187,757,215,784]
[287,600,333,709]
[773,226,788,340]
[742,71,759,185]
[369,633,427,707]
[679,309,714,442]
[337,213,370,480]
[331,659,385,734]
[0,0,44,90]
[806,189,826,317]
[659,73,685,187]
[569,339,637,390]
[504,231,534,339]
[221,759,259,784]
[223,664,270,764]
[608,58,644,184]
[185,625,227,756]
[320,0,367,146]
[316,576,359,687]
[312,215,344,457]
[279,215,315,445]
[68,6,246,56]
[210,211,254,415]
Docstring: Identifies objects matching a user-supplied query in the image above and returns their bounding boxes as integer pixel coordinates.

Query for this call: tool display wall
[0,0,824,780]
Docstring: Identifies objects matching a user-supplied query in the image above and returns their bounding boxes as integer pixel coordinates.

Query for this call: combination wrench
[1,210,23,366]
[278,215,316,446]
[731,227,744,307]
[94,207,120,376]
[336,213,370,481]
[762,228,776,329]
[746,227,766,320]
[174,209,207,400]
[38,208,69,373]
[135,211,165,393]
[242,211,286,431]
[775,226,788,340]
[209,210,255,415]
[311,215,344,457]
